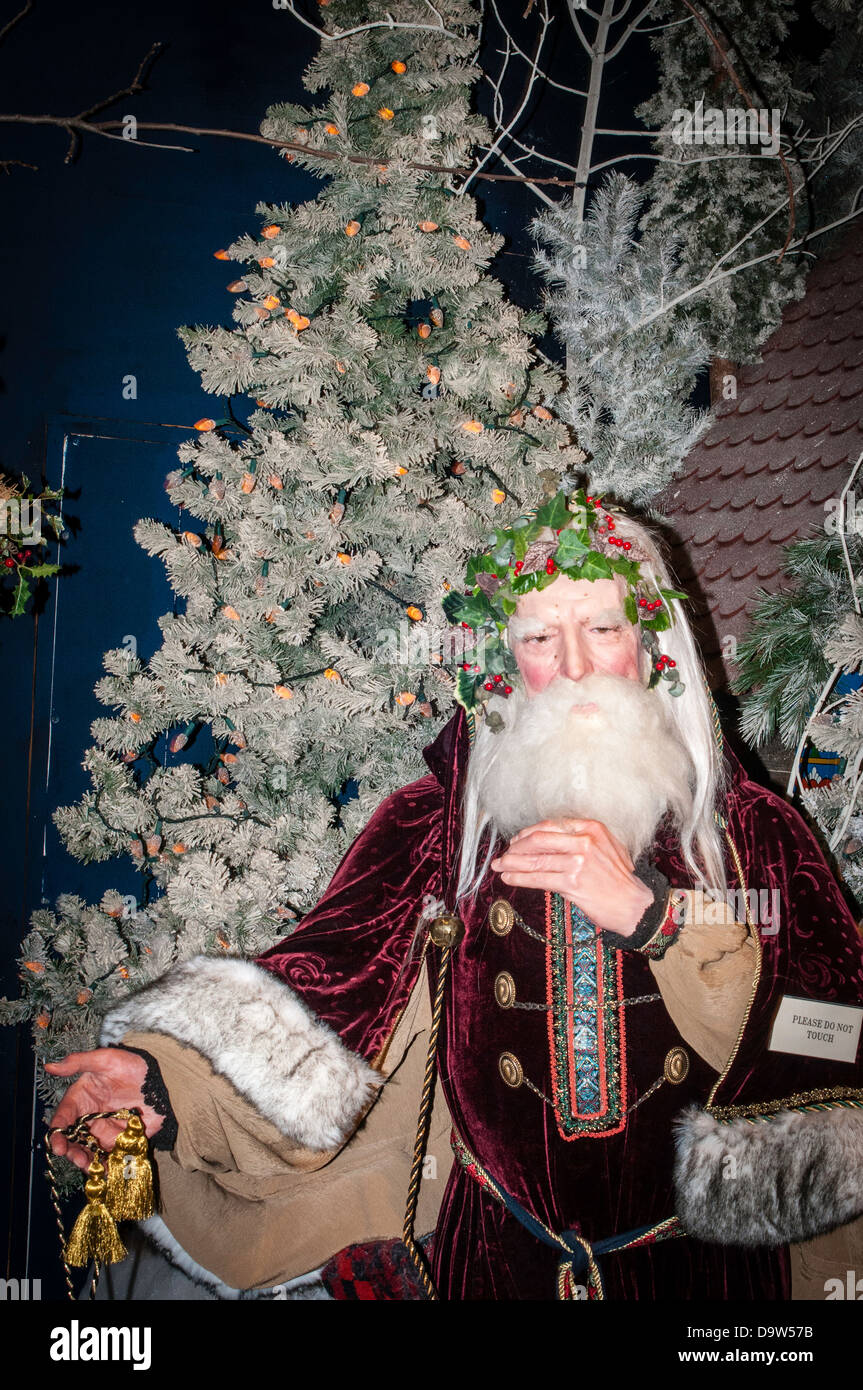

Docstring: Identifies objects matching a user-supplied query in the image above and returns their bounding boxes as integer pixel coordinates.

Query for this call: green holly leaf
[455,667,479,710]
[10,575,31,617]
[623,593,638,625]
[25,564,60,579]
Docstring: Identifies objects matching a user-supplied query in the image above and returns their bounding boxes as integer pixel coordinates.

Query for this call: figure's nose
[559,624,591,683]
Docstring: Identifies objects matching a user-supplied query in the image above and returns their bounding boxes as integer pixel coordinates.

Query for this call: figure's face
[509,575,643,698]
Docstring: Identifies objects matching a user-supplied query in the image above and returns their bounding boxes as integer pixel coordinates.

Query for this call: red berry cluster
[655,655,676,672]
[482,673,513,693]
[637,597,663,611]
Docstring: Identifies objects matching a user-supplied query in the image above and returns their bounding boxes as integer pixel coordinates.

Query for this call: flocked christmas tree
[733,485,863,912]
[531,173,712,506]
[1,0,583,1099]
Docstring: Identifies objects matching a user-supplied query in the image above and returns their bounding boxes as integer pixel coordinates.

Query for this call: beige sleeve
[648,889,757,1073]
[121,961,451,1291]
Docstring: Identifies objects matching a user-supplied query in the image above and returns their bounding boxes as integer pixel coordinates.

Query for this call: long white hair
[455,509,728,909]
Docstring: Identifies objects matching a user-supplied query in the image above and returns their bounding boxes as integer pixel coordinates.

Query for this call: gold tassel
[105,1112,155,1221]
[64,1155,127,1266]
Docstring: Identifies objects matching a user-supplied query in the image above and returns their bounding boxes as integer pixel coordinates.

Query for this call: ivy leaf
[501,595,516,616]
[554,529,589,565]
[535,493,570,531]
[578,552,613,581]
[623,593,638,625]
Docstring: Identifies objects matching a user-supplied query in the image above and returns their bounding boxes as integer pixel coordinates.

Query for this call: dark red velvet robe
[255,707,863,1300]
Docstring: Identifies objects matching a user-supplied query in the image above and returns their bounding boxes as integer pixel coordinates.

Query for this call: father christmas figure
[48,489,863,1301]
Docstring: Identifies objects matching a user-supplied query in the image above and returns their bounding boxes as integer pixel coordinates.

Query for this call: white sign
[769,995,863,1064]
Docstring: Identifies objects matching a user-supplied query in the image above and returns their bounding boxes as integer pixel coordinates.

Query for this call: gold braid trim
[708,1088,863,1124]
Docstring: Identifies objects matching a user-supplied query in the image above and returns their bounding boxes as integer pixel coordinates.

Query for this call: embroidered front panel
[546,892,628,1140]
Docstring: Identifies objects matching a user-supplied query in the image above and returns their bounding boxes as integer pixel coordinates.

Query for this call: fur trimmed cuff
[673,1103,863,1246]
[100,956,381,1151]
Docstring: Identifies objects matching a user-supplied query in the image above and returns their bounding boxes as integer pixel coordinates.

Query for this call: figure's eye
[525,633,550,644]
[591,624,622,635]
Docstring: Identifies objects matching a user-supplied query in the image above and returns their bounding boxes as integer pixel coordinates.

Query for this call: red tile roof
[657,223,863,686]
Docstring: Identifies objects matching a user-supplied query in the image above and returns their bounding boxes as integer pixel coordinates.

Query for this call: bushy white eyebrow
[508,605,626,641]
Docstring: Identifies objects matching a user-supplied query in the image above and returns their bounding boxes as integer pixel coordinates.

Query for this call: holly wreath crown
[442,486,687,714]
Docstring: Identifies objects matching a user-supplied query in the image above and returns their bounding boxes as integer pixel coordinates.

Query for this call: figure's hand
[45,1049,164,1172]
[490,818,654,937]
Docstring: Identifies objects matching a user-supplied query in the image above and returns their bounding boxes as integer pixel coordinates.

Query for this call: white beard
[463,672,694,865]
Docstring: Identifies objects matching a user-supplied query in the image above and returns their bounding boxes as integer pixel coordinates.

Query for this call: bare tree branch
[0,0,32,48]
[275,0,462,42]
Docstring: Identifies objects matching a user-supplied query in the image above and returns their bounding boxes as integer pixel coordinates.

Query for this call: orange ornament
[212,535,224,555]
[335,361,346,374]
[227,280,247,293]
[426,365,441,385]
[405,605,422,621]
[222,606,241,621]
[129,711,142,723]
[462,419,484,434]
[325,123,339,136]
[182,531,202,547]
[533,405,552,421]
[352,82,370,96]
[194,418,216,432]
[24,961,44,974]
[263,294,281,310]
[324,668,341,681]
[396,465,408,476]
[214,249,230,260]
[36,1012,50,1029]
[418,322,431,339]
[171,843,186,855]
[345,221,361,236]
[418,220,439,232]
[261,225,281,239]
[274,685,294,699]
[492,488,506,504]
[395,691,416,706]
[430,307,444,327]
[259,257,276,269]
[453,235,471,251]
[217,935,231,950]
[378,107,395,121]
[221,753,237,765]
[76,989,91,1005]
[337,551,351,564]
[391,60,407,74]
[214,673,228,686]
[241,473,256,493]
[204,794,219,809]
[268,474,283,489]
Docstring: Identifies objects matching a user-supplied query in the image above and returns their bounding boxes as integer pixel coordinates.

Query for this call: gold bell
[428,913,465,950]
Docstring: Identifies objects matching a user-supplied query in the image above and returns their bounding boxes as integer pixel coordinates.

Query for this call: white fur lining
[673,1103,863,1245]
[137,1215,332,1300]
[100,955,381,1150]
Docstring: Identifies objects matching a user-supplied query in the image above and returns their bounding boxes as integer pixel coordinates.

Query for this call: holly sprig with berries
[442,487,687,712]
[0,476,64,618]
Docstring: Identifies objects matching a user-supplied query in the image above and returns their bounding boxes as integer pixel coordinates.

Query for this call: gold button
[489,899,515,936]
[498,1052,523,1088]
[494,971,516,1008]
[664,1046,690,1084]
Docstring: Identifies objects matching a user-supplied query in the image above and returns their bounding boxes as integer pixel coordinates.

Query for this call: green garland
[442,487,687,712]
